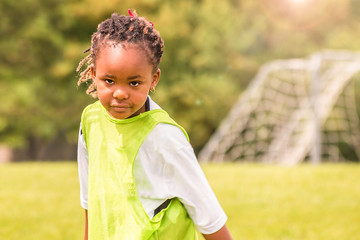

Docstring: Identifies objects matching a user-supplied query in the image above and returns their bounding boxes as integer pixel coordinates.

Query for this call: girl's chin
[107,110,131,119]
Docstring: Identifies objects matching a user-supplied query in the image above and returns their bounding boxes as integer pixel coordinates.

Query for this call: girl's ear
[90,65,96,80]
[151,69,161,89]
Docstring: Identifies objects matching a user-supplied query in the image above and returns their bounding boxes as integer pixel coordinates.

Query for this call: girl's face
[91,44,160,119]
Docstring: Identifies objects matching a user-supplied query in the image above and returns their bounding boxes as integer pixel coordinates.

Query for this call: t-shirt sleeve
[150,123,228,234]
[77,124,89,209]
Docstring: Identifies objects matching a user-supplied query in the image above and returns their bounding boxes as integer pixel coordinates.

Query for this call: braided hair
[76,10,164,97]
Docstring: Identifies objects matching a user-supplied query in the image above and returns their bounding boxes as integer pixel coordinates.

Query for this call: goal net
[198,51,360,164]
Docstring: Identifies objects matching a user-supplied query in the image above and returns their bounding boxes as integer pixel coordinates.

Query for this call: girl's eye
[130,81,140,87]
[105,79,114,84]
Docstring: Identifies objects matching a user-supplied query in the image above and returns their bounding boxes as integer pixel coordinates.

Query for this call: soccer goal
[198,51,360,164]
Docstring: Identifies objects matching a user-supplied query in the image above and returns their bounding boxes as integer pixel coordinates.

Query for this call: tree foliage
[1,0,360,159]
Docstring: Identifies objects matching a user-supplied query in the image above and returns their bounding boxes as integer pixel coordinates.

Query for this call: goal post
[198,51,360,164]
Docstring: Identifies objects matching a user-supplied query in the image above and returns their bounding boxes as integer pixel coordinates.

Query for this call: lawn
[0,162,359,240]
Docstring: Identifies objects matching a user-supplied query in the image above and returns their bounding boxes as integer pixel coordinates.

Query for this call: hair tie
[128,9,154,27]
[128,9,134,18]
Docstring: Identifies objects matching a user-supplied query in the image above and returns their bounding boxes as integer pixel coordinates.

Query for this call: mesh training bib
[81,101,197,240]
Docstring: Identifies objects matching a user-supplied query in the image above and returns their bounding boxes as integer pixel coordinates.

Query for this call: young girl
[76,10,232,240]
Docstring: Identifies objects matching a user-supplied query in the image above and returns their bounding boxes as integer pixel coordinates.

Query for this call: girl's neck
[145,97,150,112]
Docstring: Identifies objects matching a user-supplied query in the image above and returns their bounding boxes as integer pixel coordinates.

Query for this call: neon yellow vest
[81,101,198,240]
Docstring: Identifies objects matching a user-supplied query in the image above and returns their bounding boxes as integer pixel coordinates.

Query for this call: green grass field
[0,162,359,240]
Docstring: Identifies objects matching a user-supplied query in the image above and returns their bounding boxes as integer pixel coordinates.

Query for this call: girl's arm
[77,126,89,240]
[143,123,231,237]
[84,210,88,240]
[202,225,232,240]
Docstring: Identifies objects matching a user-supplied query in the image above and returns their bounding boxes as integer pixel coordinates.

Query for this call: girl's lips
[111,105,129,108]
[110,104,131,113]
[111,103,130,108]
[111,106,129,110]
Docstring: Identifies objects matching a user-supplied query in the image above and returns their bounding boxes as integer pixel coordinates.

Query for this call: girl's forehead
[96,41,152,66]
[95,43,154,74]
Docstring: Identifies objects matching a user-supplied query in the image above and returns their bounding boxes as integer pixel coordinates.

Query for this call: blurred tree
[0,0,91,159]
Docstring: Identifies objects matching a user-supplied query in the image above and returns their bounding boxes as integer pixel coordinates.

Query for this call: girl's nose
[113,87,129,100]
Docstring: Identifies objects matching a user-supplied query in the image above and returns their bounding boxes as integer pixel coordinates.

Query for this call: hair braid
[76,11,164,97]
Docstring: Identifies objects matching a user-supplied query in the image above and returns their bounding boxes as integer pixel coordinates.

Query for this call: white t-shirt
[77,97,227,234]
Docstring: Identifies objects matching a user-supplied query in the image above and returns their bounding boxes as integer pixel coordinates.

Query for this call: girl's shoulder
[148,97,189,142]
[81,101,102,116]
[142,122,191,155]
[140,122,195,169]
[152,123,188,141]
